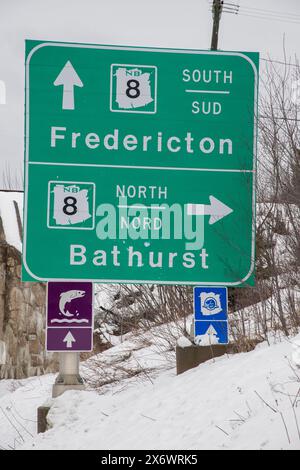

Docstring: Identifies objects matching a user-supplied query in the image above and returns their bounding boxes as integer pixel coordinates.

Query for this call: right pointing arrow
[187,195,233,225]
[63,331,76,349]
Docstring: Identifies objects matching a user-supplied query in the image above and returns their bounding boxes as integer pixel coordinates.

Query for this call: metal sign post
[52,352,84,399]
[46,281,93,397]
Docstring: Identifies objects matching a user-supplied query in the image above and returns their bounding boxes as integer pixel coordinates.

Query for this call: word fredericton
[51,127,233,156]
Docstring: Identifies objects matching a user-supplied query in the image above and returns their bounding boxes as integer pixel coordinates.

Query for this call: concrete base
[52,383,85,399]
[176,343,227,375]
[52,371,85,398]
[52,353,85,398]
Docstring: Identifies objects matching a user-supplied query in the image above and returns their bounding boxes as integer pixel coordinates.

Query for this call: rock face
[0,208,58,379]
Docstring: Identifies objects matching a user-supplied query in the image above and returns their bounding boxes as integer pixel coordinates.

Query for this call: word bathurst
[51,127,233,156]
[68,197,210,272]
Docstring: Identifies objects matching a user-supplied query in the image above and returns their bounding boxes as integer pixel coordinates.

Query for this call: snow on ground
[231,287,300,341]
[82,320,179,391]
[0,335,299,450]
[0,375,54,450]
[0,191,23,252]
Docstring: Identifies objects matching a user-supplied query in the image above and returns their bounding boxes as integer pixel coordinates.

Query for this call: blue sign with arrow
[194,286,229,345]
[194,321,228,346]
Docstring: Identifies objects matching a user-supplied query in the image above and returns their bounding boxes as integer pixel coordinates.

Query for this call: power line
[207,3,299,68]
[0,189,23,193]
[259,115,300,122]
[235,4,300,20]
[224,10,300,25]
[218,1,300,19]
[261,58,299,68]
[210,2,300,25]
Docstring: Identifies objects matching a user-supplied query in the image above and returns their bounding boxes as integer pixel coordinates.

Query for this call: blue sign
[194,321,228,346]
[194,286,229,345]
[194,286,228,321]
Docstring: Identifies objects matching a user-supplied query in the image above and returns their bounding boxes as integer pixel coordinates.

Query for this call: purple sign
[46,282,94,352]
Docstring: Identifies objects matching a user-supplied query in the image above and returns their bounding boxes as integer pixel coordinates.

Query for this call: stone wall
[0,240,58,379]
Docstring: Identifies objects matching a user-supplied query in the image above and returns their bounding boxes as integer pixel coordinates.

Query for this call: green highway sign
[23,40,259,286]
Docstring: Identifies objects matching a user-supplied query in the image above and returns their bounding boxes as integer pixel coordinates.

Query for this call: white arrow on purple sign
[63,331,76,348]
[46,282,94,352]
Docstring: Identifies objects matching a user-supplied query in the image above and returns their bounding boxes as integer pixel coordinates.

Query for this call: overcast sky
[0,0,299,188]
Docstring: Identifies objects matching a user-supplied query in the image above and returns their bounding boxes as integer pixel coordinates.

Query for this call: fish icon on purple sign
[51,289,88,324]
[59,289,85,317]
[47,282,93,328]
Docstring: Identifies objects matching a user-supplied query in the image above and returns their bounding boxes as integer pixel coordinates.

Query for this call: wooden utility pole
[211,0,223,50]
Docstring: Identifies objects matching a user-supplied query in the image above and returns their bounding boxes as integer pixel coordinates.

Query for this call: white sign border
[109,63,158,114]
[45,281,94,353]
[24,42,258,286]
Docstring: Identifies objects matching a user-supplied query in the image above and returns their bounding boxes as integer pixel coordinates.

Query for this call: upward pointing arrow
[187,196,233,225]
[53,61,83,110]
[206,324,218,336]
[63,331,76,349]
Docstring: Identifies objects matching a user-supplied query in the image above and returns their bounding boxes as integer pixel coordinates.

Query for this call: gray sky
[0,0,299,188]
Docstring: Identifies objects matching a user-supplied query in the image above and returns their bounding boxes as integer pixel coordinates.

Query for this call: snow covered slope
[0,334,299,450]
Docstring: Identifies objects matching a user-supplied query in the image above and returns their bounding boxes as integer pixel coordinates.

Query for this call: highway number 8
[126,79,141,99]
[63,197,78,216]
